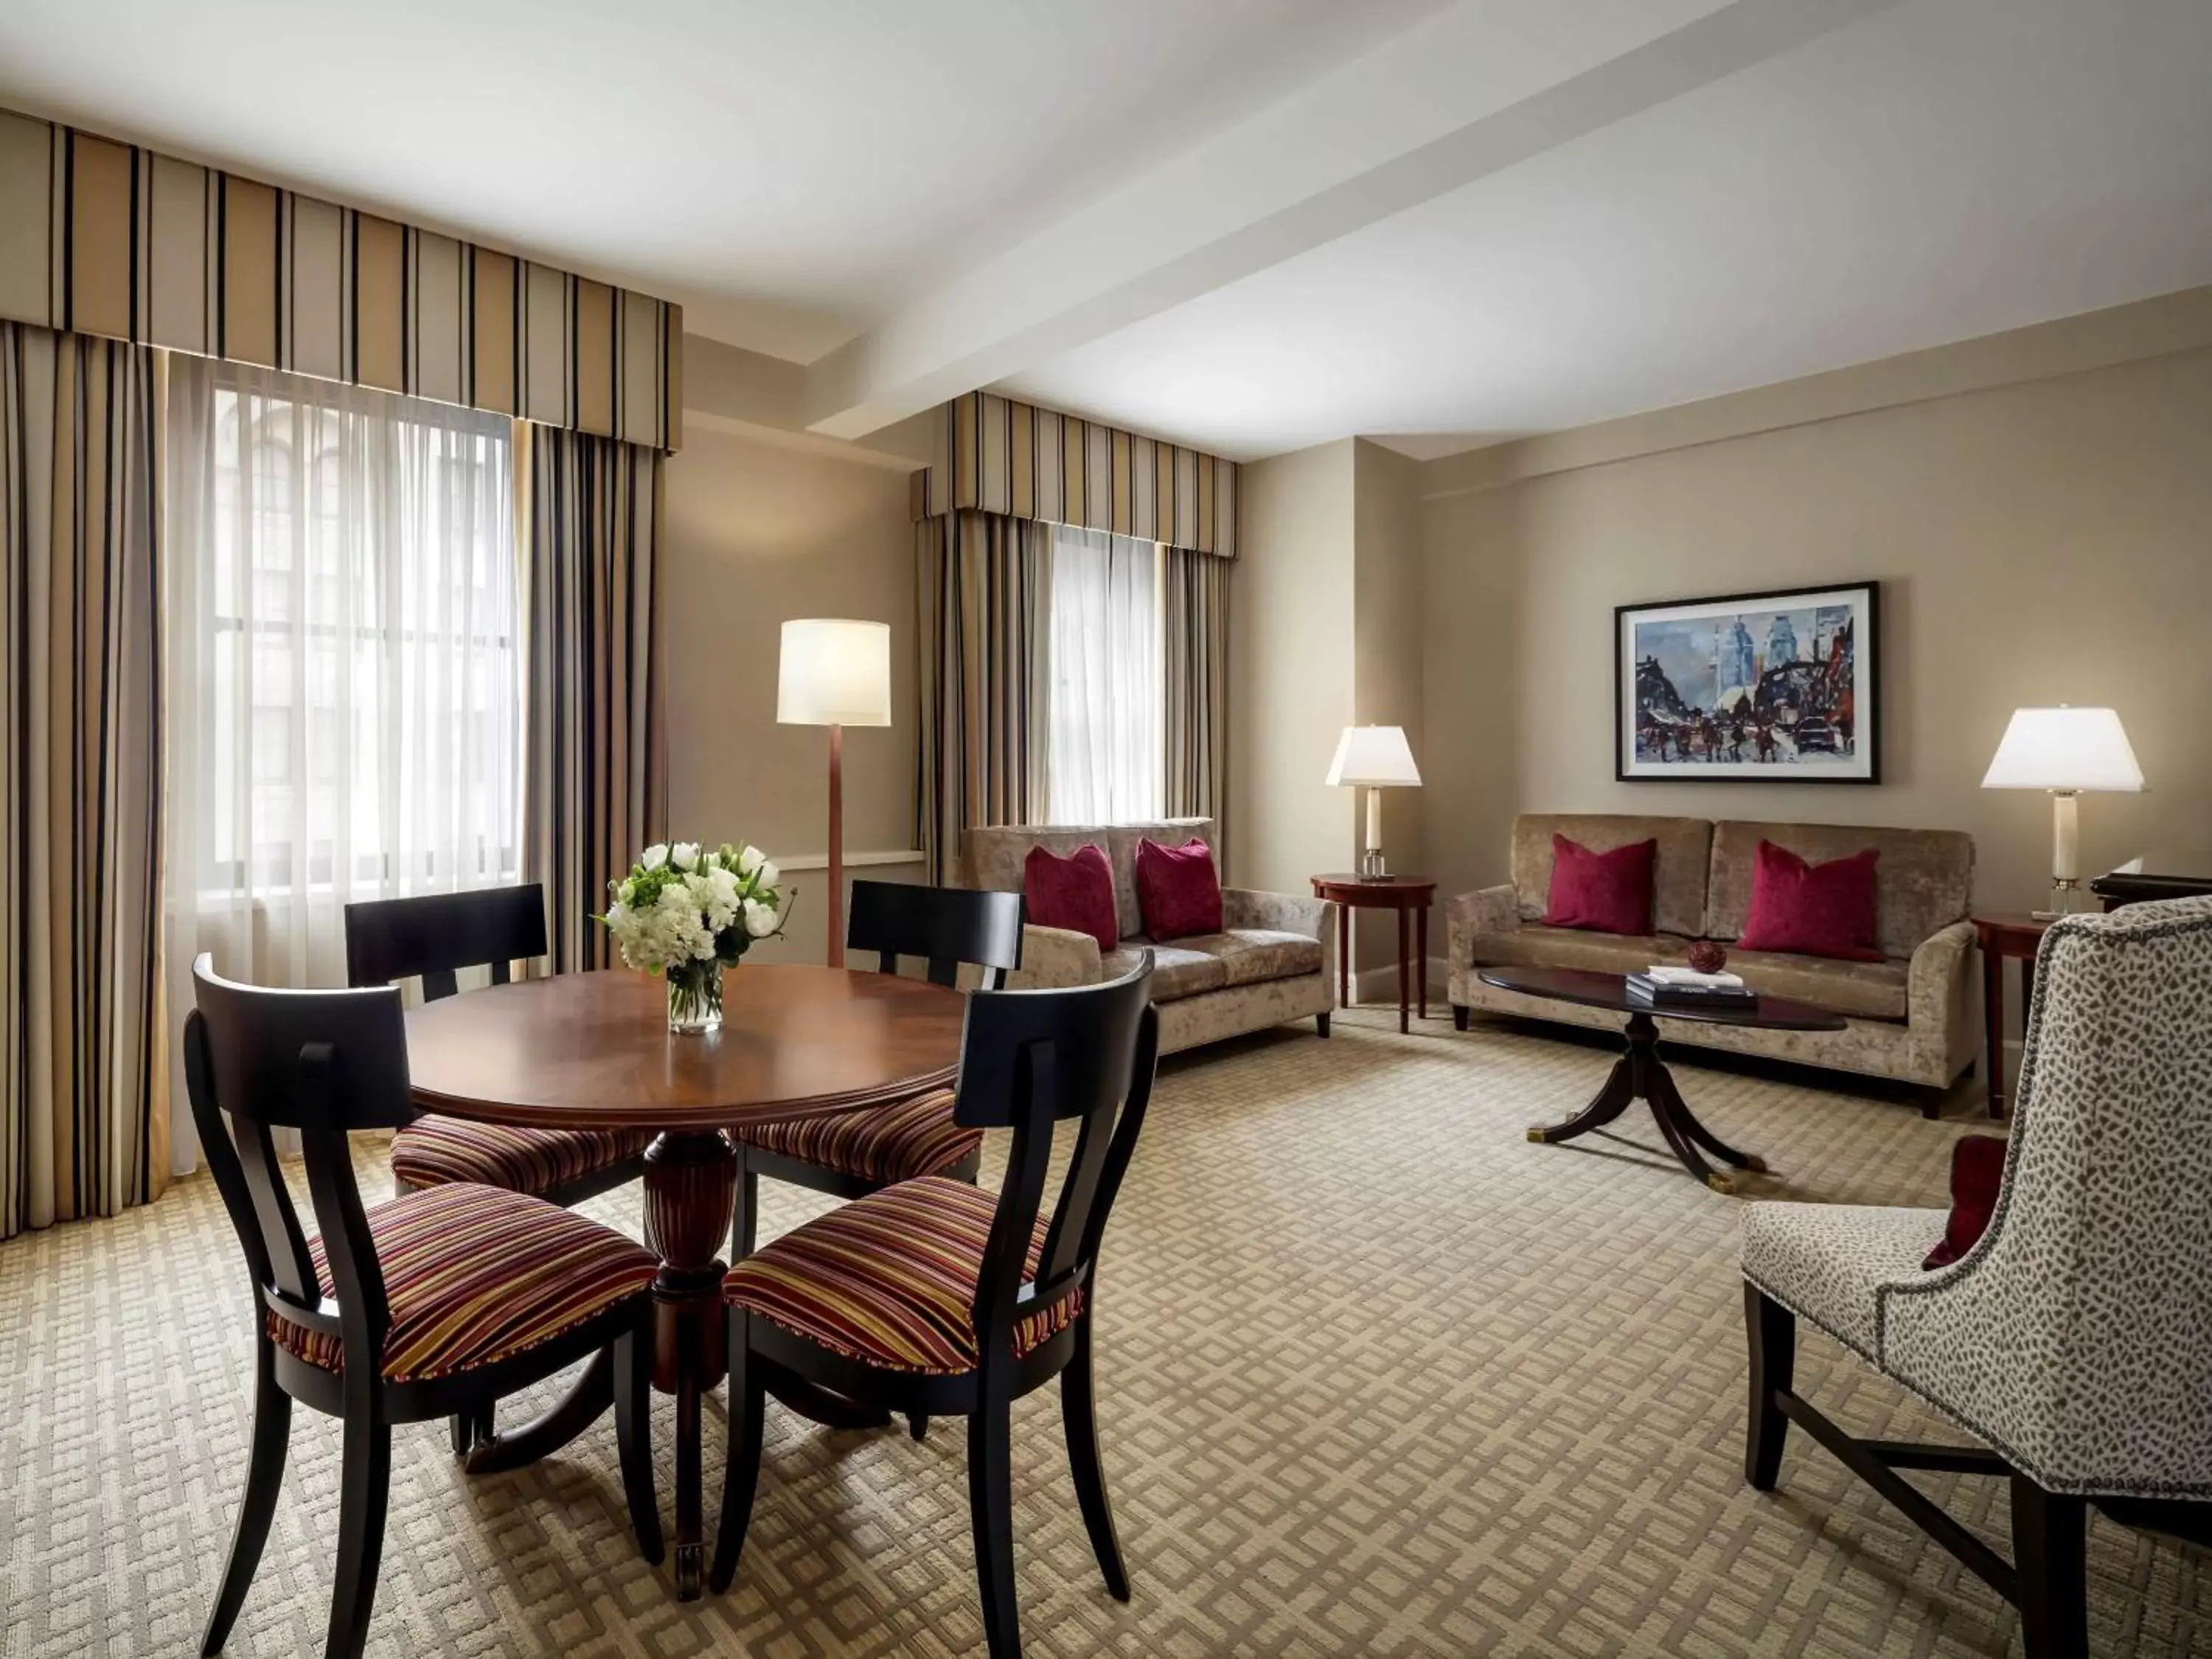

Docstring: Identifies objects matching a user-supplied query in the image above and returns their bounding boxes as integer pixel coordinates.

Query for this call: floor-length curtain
[162,358,521,1172]
[524,426,667,971]
[1163,545,1230,837]
[1,323,165,1240]
[1047,525,1161,825]
[916,510,1051,884]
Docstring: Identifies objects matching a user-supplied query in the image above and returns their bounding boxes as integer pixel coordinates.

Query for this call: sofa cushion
[1739,841,1885,962]
[1102,943,1228,1002]
[1543,835,1655,936]
[1722,948,1908,1021]
[1707,821,1972,959]
[1476,926,1695,978]
[1512,815,1712,939]
[1923,1133,2008,1270]
[966,818,1214,944]
[1023,842,1119,952]
[1176,928,1325,987]
[1135,836,1223,940]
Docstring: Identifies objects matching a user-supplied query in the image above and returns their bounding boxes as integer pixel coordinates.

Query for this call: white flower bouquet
[599,841,786,1032]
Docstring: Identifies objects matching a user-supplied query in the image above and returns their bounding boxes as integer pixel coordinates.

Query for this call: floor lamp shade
[777,619,892,728]
[778,619,891,967]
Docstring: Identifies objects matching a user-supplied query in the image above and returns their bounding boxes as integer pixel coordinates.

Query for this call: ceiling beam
[801,0,1909,441]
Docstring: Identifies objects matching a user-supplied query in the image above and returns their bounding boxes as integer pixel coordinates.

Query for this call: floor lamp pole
[826,721,844,968]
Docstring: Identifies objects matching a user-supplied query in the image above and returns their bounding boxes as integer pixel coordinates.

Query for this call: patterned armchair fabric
[1744,897,2212,1498]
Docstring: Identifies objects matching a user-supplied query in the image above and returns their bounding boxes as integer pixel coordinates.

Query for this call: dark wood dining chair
[347,884,653,1455]
[184,955,662,1659]
[726,881,1025,1430]
[712,953,1158,1659]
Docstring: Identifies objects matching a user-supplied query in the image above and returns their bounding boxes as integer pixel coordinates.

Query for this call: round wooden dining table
[403,964,966,1598]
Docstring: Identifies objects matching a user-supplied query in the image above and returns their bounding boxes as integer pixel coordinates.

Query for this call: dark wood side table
[1311,874,1436,1034]
[1972,912,2051,1120]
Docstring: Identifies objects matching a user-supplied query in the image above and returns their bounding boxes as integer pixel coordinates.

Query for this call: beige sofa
[1447,814,1978,1094]
[962,817,1337,1055]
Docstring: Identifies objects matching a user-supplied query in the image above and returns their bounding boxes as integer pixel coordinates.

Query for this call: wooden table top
[1478,965,1846,1032]
[403,966,965,1133]
[1310,874,1436,900]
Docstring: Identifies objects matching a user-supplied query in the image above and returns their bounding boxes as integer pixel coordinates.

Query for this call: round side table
[1310,874,1436,1034]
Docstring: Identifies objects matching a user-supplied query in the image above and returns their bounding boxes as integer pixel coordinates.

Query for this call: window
[164,358,521,988]
[1046,525,1163,824]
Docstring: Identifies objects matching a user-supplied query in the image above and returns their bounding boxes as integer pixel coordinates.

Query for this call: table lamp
[1326,726,1422,880]
[778,619,891,966]
[1980,706,2143,919]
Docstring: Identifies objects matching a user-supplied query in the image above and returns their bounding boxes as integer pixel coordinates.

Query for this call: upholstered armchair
[1739,897,2212,1658]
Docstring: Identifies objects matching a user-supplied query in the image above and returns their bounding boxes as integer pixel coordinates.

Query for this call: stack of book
[1626,964,1756,1009]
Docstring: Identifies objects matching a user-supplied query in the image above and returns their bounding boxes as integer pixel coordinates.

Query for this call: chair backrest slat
[185,956,413,1372]
[344,884,548,999]
[953,957,1158,1361]
[847,880,1024,990]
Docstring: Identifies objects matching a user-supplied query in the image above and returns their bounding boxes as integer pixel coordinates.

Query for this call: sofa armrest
[1905,919,1978,1078]
[1447,884,1520,970]
[1222,887,1329,940]
[1005,922,1102,991]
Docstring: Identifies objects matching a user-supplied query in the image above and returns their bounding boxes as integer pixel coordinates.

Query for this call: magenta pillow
[1738,841,1884,961]
[1135,837,1223,941]
[1924,1135,2006,1269]
[1023,844,1118,953]
[1543,835,1656,936]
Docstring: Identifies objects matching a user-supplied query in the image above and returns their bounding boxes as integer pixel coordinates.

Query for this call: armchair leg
[1315,1012,1331,1038]
[1744,1285,1795,1492]
[1452,1004,1470,1032]
[2011,1476,2089,1659]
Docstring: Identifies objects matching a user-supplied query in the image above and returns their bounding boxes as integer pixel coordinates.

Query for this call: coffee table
[1478,966,1846,1192]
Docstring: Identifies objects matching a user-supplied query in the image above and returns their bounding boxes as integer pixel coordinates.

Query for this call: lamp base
[2031,877,2083,922]
[1359,846,1391,881]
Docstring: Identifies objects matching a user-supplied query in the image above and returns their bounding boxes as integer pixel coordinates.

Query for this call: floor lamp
[777,619,891,967]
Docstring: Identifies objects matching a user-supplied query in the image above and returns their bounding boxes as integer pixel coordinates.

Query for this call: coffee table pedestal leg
[1526,1012,1767,1192]
[644,1131,737,1600]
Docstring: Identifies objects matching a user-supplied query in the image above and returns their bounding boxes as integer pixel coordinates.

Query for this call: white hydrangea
[599,837,786,973]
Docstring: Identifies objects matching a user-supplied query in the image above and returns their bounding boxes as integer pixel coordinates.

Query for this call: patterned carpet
[3,1008,2208,1658]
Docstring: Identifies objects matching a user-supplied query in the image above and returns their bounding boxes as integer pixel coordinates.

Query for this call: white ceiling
[5,0,2208,460]
[1001,0,2212,459]
[0,0,1447,363]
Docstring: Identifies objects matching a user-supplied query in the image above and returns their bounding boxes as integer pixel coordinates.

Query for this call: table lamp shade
[1326,725,1422,787]
[1980,706,2143,792]
[777,619,891,728]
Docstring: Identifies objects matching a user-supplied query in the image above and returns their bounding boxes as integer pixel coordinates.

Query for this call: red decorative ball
[1687,940,1728,975]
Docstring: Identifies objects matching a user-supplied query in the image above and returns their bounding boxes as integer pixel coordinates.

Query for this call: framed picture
[1615,580,1879,783]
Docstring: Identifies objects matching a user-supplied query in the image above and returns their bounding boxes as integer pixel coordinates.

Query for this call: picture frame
[1614,580,1879,784]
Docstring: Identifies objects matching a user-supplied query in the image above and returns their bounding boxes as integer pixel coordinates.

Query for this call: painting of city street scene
[1615,582,1879,783]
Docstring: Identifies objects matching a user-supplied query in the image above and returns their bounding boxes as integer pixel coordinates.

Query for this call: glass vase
[666,962,724,1034]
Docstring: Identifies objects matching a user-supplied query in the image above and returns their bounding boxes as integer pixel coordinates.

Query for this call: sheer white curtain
[163,358,521,1169]
[1046,524,1163,824]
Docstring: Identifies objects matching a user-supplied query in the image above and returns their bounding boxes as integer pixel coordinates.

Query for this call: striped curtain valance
[909,391,1238,558]
[0,108,683,451]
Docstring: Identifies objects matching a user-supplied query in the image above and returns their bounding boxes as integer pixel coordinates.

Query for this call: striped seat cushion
[726,1176,1082,1376]
[268,1183,657,1382]
[731,1088,980,1185]
[392,1115,653,1197]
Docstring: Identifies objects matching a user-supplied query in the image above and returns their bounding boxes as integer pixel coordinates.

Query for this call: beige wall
[1419,341,2212,921]
[1229,439,1358,895]
[1351,439,1427,973]
[658,421,922,964]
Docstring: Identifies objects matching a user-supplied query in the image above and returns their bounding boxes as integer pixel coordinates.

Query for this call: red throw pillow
[1924,1135,2006,1269]
[1023,844,1118,953]
[1737,841,1885,962]
[1543,835,1656,936]
[1135,837,1223,942]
